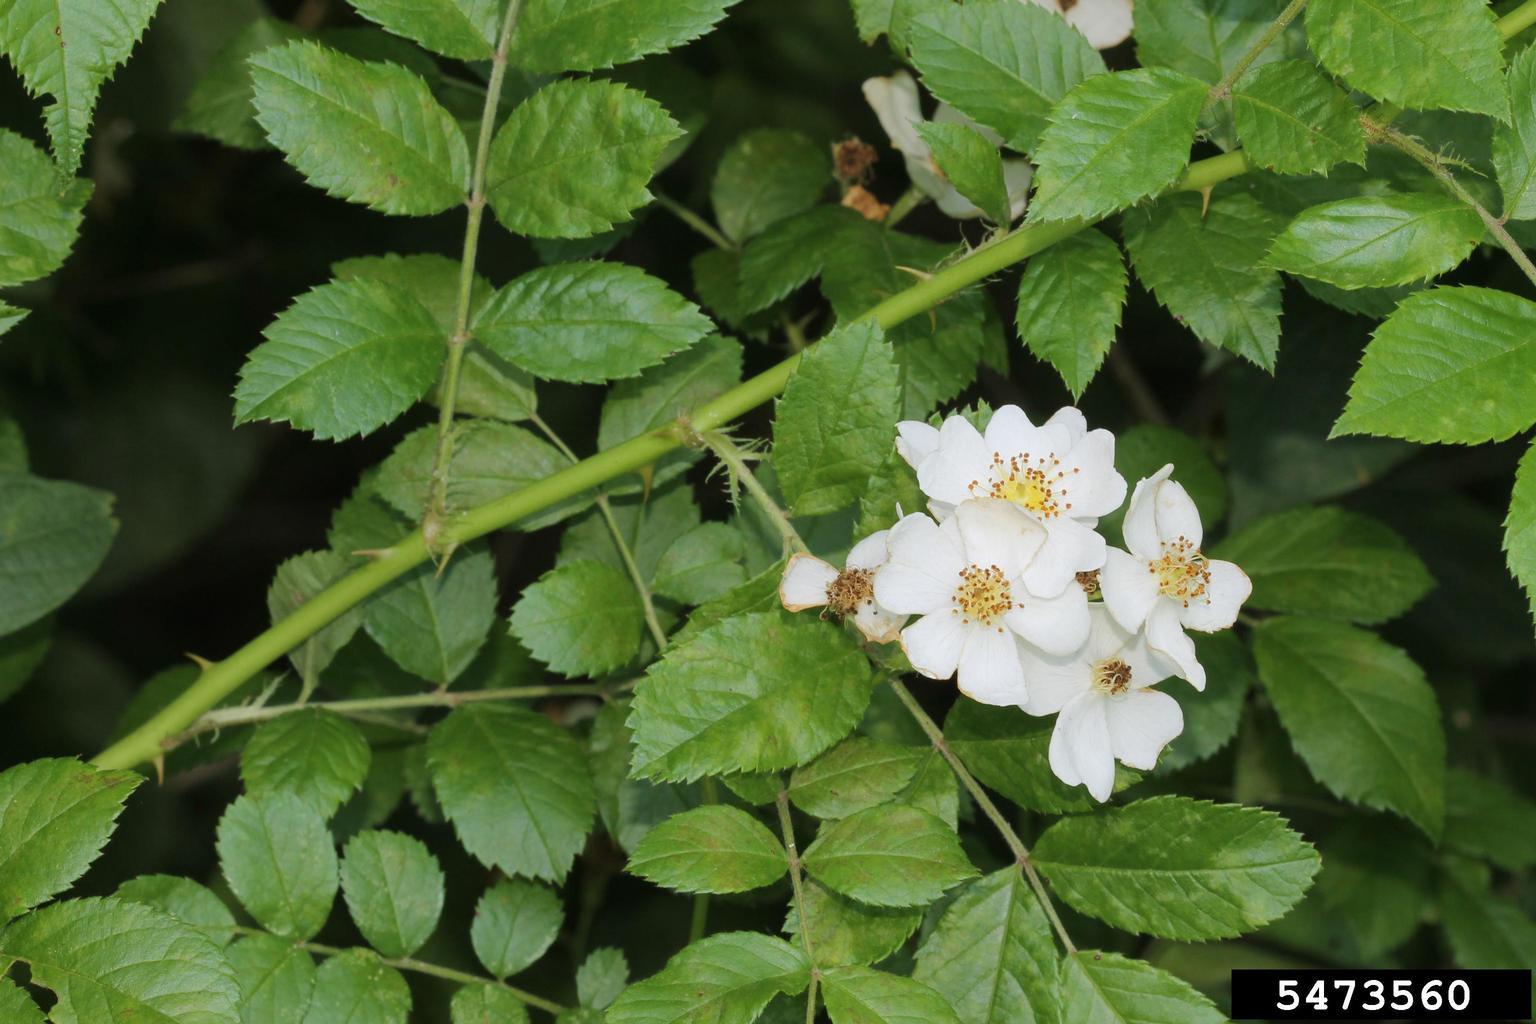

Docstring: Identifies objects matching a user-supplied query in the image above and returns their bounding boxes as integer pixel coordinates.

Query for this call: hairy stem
[701,431,808,556]
[776,789,819,1023]
[1205,0,1307,109]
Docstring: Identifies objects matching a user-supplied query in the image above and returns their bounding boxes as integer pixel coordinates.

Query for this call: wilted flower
[779,529,904,643]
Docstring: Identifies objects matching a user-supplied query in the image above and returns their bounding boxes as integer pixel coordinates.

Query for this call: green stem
[884,185,925,230]
[701,431,807,556]
[776,788,820,1023]
[1499,0,1536,39]
[1205,0,1307,110]
[654,193,735,250]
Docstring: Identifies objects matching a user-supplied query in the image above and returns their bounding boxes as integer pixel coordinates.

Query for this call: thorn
[1199,185,1214,218]
[640,463,655,501]
[351,547,392,560]
[433,541,460,578]
[151,754,165,785]
[185,652,215,671]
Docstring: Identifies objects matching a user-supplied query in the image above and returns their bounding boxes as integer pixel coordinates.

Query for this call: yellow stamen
[952,563,1015,631]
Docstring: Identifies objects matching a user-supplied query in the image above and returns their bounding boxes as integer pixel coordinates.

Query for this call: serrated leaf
[348,0,496,59]
[578,948,629,1009]
[605,933,810,1024]
[0,978,42,1023]
[1439,866,1536,978]
[0,301,26,339]
[1034,797,1319,941]
[1496,46,1536,221]
[736,206,867,315]
[1332,285,1536,444]
[331,251,492,336]
[174,18,303,149]
[0,473,116,636]
[1253,616,1445,838]
[509,560,645,676]
[241,709,371,818]
[1231,60,1366,176]
[1266,195,1483,290]
[1028,68,1206,223]
[1134,0,1287,86]
[1122,192,1284,369]
[0,130,91,287]
[630,612,876,781]
[1506,442,1536,627]
[304,948,411,1024]
[428,703,597,881]
[234,278,444,440]
[0,896,240,1024]
[1305,0,1509,121]
[822,967,961,1024]
[217,793,338,940]
[487,78,681,239]
[628,805,787,893]
[802,805,975,908]
[712,128,828,242]
[772,321,901,516]
[1057,951,1225,1024]
[476,260,712,383]
[365,543,498,685]
[557,484,700,586]
[0,758,139,921]
[1299,817,1432,961]
[784,878,922,969]
[1445,769,1536,871]
[913,868,1058,1024]
[470,878,563,978]
[115,875,236,947]
[653,524,748,605]
[228,935,316,1024]
[914,121,1010,224]
[511,0,740,74]
[788,738,921,820]
[340,829,444,959]
[598,334,743,451]
[265,550,362,690]
[945,701,1136,814]
[0,0,163,172]
[454,984,530,1024]
[907,0,1105,154]
[1015,227,1126,396]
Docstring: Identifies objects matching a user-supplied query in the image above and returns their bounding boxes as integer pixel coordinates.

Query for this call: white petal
[1043,406,1088,444]
[933,102,1004,147]
[1015,640,1092,716]
[1004,583,1090,656]
[1022,516,1106,598]
[1117,625,1176,692]
[1154,478,1203,550]
[918,416,991,505]
[1178,559,1251,632]
[1121,465,1173,557]
[956,625,1028,706]
[928,498,958,522]
[876,514,963,614]
[1003,159,1033,221]
[853,602,905,644]
[780,554,836,611]
[861,72,927,158]
[985,405,1071,462]
[954,497,1047,580]
[905,153,981,214]
[895,421,940,469]
[1051,692,1115,801]
[1147,600,1204,691]
[1106,689,1184,770]
[1029,0,1135,49]
[1059,428,1126,520]
[901,611,967,680]
[846,529,891,571]
[1100,546,1159,632]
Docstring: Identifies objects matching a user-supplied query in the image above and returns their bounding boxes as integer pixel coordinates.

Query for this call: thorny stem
[887,680,1078,955]
[423,0,525,553]
[700,431,808,556]
[654,192,736,250]
[1205,0,1307,111]
[776,789,820,1024]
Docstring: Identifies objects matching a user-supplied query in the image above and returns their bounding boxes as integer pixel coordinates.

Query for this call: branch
[1204,0,1307,110]
[776,789,820,1024]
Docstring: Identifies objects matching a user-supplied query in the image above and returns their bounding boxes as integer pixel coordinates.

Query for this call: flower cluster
[779,404,1251,801]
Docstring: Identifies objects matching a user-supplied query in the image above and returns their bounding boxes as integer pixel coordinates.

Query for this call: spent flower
[779,530,904,643]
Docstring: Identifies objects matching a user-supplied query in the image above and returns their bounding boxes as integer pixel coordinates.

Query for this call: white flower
[1026,0,1135,50]
[861,72,1033,222]
[896,406,1127,600]
[874,500,1091,706]
[1017,604,1182,802]
[1099,465,1251,690]
[779,530,904,643]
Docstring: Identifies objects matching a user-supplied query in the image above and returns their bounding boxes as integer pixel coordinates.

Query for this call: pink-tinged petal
[1022,516,1106,598]
[1044,406,1088,444]
[1147,600,1204,691]
[1059,429,1126,520]
[918,416,991,505]
[955,498,1046,580]
[901,611,967,680]
[895,420,940,469]
[1004,583,1090,656]
[956,625,1029,707]
[1051,692,1115,801]
[1099,547,1158,633]
[1106,689,1184,770]
[1122,464,1174,558]
[846,529,891,571]
[780,554,837,611]
[1016,639,1092,716]
[1178,559,1251,632]
[853,603,905,644]
[861,72,927,157]
[1153,478,1203,550]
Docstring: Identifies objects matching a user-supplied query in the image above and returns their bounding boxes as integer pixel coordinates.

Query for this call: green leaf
[1444,769,1536,871]
[907,0,1105,153]
[1302,818,1432,961]
[822,967,961,1024]
[802,805,975,908]
[229,935,316,1023]
[303,948,411,1024]
[788,738,920,820]
[174,18,303,150]
[1231,60,1366,176]
[1122,192,1284,370]
[1157,632,1252,773]
[428,703,597,881]
[630,612,876,781]
[736,206,866,316]
[912,868,1058,1024]
[599,335,742,450]
[1506,442,1536,626]
[487,78,681,239]
[1028,68,1206,223]
[1439,865,1536,988]
[0,617,49,705]
[1305,0,1509,121]
[241,709,371,818]
[772,321,901,516]
[712,129,828,242]
[365,543,498,685]
[331,251,492,337]
[1215,506,1432,623]
[348,0,496,59]
[1265,195,1484,290]
[653,524,748,605]
[0,897,240,1024]
[476,261,712,384]
[454,984,530,1024]
[0,473,116,636]
[0,758,140,921]
[605,933,810,1024]
[557,485,700,587]
[250,40,469,214]
[0,130,91,287]
[1331,286,1536,444]
[1134,0,1288,86]
[340,829,444,959]
[0,301,26,339]
[234,278,445,440]
[115,875,237,946]
[784,878,922,969]
[0,0,163,172]
[471,879,563,978]
[509,560,645,677]
[945,701,1136,814]
[265,550,363,691]
[1056,951,1225,1024]
[217,792,338,940]
[1253,616,1445,838]
[914,122,1009,224]
[0,978,42,1023]
[1495,46,1536,221]
[1034,797,1320,941]
[628,805,787,893]
[511,0,741,73]
[578,947,630,1008]
[1015,227,1126,396]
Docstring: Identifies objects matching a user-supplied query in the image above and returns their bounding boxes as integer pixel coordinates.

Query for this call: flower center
[1076,569,1100,596]
[1150,537,1211,607]
[825,567,875,617]
[969,451,1079,519]
[952,564,1015,628]
[1093,658,1132,696]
